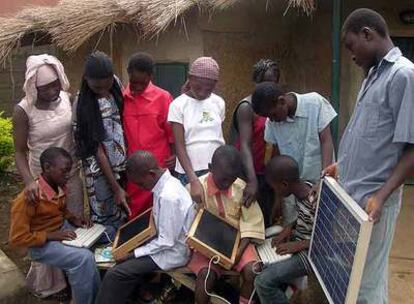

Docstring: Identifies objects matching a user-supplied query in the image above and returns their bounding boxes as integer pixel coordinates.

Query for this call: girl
[74,51,130,239]
[168,57,225,204]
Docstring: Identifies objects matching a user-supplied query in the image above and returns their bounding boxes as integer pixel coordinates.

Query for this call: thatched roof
[0,0,315,65]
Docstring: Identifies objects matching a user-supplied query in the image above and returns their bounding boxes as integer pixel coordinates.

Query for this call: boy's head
[126,150,161,190]
[342,8,390,71]
[127,52,154,96]
[251,82,287,122]
[40,147,73,187]
[209,145,242,191]
[265,155,299,197]
[252,59,280,84]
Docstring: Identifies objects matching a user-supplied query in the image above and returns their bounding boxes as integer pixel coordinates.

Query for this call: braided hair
[252,59,280,84]
[75,51,123,159]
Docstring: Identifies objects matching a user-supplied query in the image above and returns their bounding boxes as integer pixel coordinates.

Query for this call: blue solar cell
[309,179,362,304]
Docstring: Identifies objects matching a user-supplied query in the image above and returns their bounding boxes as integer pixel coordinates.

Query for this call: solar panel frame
[308,177,373,304]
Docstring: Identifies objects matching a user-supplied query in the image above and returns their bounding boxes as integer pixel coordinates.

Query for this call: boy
[254,155,316,304]
[187,145,265,304]
[123,52,175,218]
[9,147,100,304]
[96,150,196,304]
[324,9,414,303]
[251,82,336,224]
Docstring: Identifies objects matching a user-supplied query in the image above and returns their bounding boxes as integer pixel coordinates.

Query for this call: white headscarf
[23,54,70,105]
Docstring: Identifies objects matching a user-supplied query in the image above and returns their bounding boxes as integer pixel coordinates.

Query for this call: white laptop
[62,224,106,248]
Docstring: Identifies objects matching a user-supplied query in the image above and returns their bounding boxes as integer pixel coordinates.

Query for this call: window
[154,63,188,98]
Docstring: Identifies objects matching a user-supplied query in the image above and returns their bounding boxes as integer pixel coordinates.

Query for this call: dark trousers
[96,256,160,304]
[257,174,275,228]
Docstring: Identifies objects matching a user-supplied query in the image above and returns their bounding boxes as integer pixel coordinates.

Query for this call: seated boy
[96,150,196,304]
[9,147,100,304]
[254,155,316,304]
[187,145,265,304]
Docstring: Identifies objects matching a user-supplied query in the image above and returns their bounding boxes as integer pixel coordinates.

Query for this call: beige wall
[119,11,203,84]
[200,0,334,137]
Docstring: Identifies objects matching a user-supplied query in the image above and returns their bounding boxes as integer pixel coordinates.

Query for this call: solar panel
[309,177,373,304]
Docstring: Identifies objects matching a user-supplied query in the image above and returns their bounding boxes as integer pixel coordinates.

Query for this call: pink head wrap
[188,57,219,81]
[23,54,70,105]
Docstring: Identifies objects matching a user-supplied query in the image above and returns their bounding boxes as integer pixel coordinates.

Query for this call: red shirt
[123,82,174,165]
[123,82,174,218]
[235,114,266,175]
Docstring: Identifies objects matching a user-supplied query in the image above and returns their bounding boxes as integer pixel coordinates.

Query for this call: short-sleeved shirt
[192,173,265,241]
[293,182,316,273]
[338,47,414,208]
[168,93,225,174]
[264,92,337,183]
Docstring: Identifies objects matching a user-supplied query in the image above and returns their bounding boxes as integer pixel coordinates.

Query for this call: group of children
[10,9,414,304]
[10,145,313,304]
[8,7,414,304]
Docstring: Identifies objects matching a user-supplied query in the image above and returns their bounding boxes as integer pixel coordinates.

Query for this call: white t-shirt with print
[168,93,225,174]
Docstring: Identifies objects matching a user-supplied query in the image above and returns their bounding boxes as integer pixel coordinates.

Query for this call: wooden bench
[97,263,238,304]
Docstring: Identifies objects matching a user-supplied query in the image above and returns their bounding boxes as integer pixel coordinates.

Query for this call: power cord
[204,256,262,304]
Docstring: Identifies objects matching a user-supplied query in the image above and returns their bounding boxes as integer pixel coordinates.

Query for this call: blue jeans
[176,169,209,186]
[255,254,307,304]
[29,241,100,304]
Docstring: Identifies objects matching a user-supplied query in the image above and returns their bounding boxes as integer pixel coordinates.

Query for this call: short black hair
[342,8,388,38]
[126,150,158,177]
[265,155,299,184]
[40,147,72,171]
[211,145,242,176]
[252,59,280,84]
[127,52,154,75]
[251,82,285,115]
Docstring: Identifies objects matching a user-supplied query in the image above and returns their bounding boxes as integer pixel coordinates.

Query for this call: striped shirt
[293,182,316,273]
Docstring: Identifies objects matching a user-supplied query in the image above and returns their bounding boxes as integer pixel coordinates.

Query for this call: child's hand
[165,154,176,171]
[242,180,258,208]
[47,230,77,241]
[271,227,292,247]
[321,162,338,179]
[70,217,92,228]
[115,187,132,217]
[275,241,303,255]
[190,180,205,205]
[24,181,39,205]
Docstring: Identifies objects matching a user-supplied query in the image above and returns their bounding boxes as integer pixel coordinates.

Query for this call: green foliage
[0,112,14,174]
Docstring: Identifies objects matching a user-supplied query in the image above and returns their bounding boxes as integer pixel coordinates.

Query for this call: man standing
[324,8,414,303]
[123,53,175,218]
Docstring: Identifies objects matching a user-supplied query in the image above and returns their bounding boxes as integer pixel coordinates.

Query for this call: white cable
[246,260,263,304]
[204,255,231,304]
[103,231,113,244]
[204,256,263,304]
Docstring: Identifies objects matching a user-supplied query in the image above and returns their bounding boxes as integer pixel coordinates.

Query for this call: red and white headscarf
[188,57,219,81]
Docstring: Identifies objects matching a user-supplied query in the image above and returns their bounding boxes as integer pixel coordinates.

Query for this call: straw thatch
[0,0,315,65]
